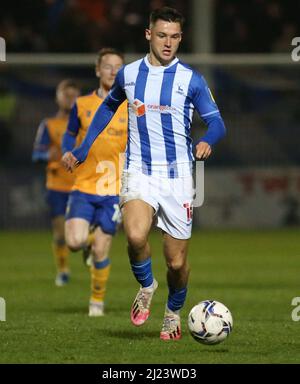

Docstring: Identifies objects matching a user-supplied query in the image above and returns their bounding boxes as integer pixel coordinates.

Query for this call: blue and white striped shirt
[73,55,226,178]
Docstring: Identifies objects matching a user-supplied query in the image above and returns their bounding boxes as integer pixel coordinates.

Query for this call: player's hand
[61,151,79,172]
[195,141,212,160]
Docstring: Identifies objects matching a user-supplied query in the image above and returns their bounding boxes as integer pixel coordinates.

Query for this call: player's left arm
[191,72,226,159]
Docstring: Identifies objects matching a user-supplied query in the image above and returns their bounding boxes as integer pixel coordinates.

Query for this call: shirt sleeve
[72,67,127,163]
[190,71,226,146]
[62,102,80,154]
[32,120,50,162]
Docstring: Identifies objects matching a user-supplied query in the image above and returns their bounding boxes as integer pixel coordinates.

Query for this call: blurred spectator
[2,0,299,53]
[1,0,191,53]
[215,0,300,53]
[272,22,298,53]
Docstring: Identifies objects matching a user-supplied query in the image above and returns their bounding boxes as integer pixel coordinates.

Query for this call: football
[188,300,233,345]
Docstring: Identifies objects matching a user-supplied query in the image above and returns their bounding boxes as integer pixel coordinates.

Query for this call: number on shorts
[183,202,193,222]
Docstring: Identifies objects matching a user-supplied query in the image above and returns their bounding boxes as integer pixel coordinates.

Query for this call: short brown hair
[149,7,185,29]
[96,48,124,66]
[56,79,80,92]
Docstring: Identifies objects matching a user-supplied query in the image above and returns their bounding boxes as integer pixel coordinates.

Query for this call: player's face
[56,86,80,112]
[96,54,124,90]
[146,20,182,65]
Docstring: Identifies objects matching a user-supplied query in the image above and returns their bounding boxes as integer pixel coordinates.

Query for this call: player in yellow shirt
[32,79,80,286]
[62,48,128,316]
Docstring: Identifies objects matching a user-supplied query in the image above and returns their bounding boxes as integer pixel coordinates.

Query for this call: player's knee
[93,244,106,260]
[167,258,187,272]
[127,229,148,250]
[66,233,86,251]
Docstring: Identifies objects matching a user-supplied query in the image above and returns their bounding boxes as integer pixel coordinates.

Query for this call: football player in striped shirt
[32,79,80,286]
[62,7,226,339]
[62,49,128,317]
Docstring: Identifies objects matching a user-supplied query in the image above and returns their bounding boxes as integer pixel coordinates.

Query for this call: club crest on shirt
[132,99,145,117]
[176,83,185,96]
[86,110,91,117]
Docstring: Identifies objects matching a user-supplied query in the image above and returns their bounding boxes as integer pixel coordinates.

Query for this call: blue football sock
[130,257,154,288]
[167,286,187,312]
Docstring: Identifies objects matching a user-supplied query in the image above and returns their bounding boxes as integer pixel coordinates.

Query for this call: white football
[188,300,233,345]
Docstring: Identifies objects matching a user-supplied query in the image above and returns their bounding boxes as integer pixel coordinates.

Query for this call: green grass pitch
[0,229,300,363]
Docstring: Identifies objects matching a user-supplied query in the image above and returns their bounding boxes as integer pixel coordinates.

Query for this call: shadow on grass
[191,281,289,290]
[50,305,131,318]
[200,348,229,353]
[52,306,87,315]
[105,307,129,314]
[95,328,159,340]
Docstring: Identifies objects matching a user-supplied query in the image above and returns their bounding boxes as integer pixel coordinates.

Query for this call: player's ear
[55,90,60,105]
[95,65,100,78]
[145,29,151,41]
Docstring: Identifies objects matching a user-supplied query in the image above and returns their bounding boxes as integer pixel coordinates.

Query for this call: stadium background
[1,0,300,229]
[1,0,300,364]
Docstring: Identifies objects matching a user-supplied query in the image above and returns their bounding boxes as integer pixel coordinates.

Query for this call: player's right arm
[62,68,126,172]
[62,102,81,153]
[61,102,81,170]
[32,120,54,162]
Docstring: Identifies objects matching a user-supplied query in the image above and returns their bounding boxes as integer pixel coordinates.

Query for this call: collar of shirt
[144,55,179,73]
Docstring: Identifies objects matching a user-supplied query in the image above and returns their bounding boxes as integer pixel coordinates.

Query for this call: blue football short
[46,189,70,218]
[65,190,120,235]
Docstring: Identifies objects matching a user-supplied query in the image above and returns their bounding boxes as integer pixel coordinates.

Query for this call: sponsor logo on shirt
[131,100,178,116]
[107,127,126,136]
[147,104,177,113]
[132,99,146,117]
